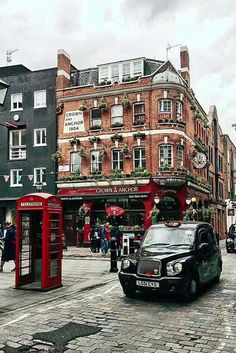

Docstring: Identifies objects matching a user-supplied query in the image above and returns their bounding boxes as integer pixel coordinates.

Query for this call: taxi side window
[198,228,210,245]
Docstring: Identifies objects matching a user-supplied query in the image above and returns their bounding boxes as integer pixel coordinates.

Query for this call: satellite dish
[13,114,20,121]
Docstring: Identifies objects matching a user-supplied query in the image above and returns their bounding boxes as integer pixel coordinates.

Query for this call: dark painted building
[0,64,57,223]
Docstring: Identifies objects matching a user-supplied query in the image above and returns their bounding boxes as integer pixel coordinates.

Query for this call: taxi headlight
[122,259,131,270]
[166,261,183,276]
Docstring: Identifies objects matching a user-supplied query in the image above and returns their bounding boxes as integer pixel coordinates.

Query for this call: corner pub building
[55,47,226,246]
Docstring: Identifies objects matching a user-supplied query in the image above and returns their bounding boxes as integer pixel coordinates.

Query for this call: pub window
[91,151,102,172]
[134,147,146,169]
[70,152,81,173]
[90,109,102,129]
[158,99,172,113]
[176,100,183,118]
[159,145,173,167]
[176,145,184,167]
[133,103,145,125]
[111,105,123,126]
[112,149,123,170]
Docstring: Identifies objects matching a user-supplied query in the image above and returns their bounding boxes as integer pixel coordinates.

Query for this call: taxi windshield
[142,225,195,248]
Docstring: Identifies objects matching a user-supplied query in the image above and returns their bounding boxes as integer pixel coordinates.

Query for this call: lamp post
[0,79,9,110]
[35,182,43,191]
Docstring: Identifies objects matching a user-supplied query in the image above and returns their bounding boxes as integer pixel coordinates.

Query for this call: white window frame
[11,93,23,111]
[176,100,183,118]
[159,99,172,113]
[133,147,146,169]
[111,65,119,82]
[10,169,23,187]
[91,151,102,172]
[70,152,81,173]
[112,150,123,170]
[133,102,145,124]
[34,167,46,185]
[100,66,109,81]
[111,105,123,125]
[34,90,46,109]
[34,128,47,146]
[9,129,27,160]
[90,108,102,129]
[122,62,131,79]
[133,60,142,76]
[177,145,184,167]
[159,145,173,167]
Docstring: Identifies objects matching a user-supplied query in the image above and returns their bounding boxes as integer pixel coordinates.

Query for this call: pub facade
[56,48,226,245]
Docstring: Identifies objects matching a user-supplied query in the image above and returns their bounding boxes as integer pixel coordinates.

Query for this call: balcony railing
[10,148,26,159]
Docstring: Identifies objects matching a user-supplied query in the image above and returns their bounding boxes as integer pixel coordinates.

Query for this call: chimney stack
[180,46,190,86]
[56,49,71,89]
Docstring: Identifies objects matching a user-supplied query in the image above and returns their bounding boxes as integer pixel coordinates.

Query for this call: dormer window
[122,63,130,80]
[111,65,119,82]
[100,66,109,81]
[133,61,142,76]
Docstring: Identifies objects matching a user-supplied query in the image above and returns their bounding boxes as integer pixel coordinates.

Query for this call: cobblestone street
[1,246,236,352]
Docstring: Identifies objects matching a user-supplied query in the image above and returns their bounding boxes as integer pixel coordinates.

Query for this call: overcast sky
[0,0,235,144]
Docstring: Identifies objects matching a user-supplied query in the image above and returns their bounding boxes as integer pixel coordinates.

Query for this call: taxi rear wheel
[182,277,198,302]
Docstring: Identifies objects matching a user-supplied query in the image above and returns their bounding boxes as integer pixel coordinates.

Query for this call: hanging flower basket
[122,143,130,154]
[79,100,88,111]
[99,148,107,158]
[78,203,90,217]
[111,134,123,142]
[78,146,87,158]
[69,138,80,146]
[51,150,62,161]
[89,136,101,144]
[122,94,131,109]
[98,97,108,109]
[133,131,146,140]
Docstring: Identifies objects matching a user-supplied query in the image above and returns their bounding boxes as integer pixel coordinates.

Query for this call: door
[18,211,42,286]
[197,227,214,284]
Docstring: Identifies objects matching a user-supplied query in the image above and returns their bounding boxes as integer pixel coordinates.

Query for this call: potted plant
[133,131,146,140]
[98,96,108,109]
[111,122,124,128]
[89,136,101,144]
[99,147,107,158]
[90,124,101,130]
[122,94,131,109]
[79,100,87,111]
[78,146,87,158]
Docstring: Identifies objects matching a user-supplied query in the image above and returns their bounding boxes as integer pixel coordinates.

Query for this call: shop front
[57,179,189,246]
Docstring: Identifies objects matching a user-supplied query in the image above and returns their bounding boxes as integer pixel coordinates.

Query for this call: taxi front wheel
[181,277,198,302]
[122,285,136,298]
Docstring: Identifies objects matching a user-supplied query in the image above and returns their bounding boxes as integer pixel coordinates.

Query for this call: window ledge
[10,185,23,188]
[33,106,47,109]
[33,144,47,147]
[10,108,23,112]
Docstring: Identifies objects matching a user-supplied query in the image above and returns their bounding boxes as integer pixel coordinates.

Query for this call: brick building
[55,48,226,245]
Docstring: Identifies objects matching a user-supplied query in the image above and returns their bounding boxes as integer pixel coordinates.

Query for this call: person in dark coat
[0,221,16,272]
[110,224,123,258]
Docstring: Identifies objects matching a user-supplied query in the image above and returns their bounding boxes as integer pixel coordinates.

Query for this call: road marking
[0,313,30,328]
[104,283,119,294]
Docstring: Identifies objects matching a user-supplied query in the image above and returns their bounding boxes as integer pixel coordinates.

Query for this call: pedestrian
[100,224,108,255]
[105,222,111,252]
[110,223,123,258]
[0,221,16,272]
[89,225,100,253]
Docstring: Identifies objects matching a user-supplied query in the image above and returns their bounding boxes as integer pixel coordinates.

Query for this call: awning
[105,205,126,217]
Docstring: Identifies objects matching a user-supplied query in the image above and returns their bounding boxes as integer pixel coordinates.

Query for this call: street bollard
[110,237,118,272]
[129,237,135,254]
[123,234,128,256]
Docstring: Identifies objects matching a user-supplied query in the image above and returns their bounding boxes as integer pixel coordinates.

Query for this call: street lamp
[0,79,9,109]
[35,182,43,191]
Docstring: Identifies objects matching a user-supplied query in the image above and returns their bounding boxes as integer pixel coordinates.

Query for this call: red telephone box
[16,193,62,291]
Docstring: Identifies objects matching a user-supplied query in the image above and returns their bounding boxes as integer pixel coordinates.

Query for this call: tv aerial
[6,49,19,63]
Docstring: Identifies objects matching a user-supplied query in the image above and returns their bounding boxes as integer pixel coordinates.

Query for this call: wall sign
[63,110,85,133]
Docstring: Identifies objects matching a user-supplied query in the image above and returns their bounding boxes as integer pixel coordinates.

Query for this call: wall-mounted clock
[192,152,207,169]
[13,114,20,121]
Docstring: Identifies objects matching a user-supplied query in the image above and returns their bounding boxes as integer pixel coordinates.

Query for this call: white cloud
[0,0,235,143]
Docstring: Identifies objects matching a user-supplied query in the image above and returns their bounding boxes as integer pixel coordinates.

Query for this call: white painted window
[70,152,81,173]
[34,90,46,108]
[159,145,173,167]
[9,129,26,160]
[34,128,46,146]
[34,168,46,185]
[91,151,102,172]
[159,99,172,113]
[122,63,130,79]
[111,65,119,82]
[100,66,109,81]
[133,60,142,76]
[112,150,123,170]
[10,169,23,187]
[90,109,101,129]
[11,93,22,111]
[134,148,146,169]
[176,101,183,118]
[133,103,145,125]
[177,145,184,167]
[111,105,123,126]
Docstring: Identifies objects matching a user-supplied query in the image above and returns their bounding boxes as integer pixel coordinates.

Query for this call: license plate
[136,280,159,288]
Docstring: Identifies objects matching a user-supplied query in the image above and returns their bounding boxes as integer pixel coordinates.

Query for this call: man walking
[0,221,16,272]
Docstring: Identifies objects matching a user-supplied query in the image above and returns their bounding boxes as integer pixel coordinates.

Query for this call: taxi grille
[137,259,161,277]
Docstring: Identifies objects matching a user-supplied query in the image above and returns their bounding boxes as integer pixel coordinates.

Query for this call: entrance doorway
[157,196,180,221]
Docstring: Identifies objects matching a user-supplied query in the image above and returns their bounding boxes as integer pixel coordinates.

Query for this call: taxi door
[197,227,214,284]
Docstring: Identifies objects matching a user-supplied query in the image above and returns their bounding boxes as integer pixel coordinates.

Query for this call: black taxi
[119,221,222,301]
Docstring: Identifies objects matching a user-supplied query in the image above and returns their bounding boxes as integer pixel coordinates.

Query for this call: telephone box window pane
[49,260,59,277]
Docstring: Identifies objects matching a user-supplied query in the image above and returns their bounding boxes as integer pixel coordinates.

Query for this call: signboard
[228,209,235,216]
[63,110,85,133]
